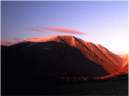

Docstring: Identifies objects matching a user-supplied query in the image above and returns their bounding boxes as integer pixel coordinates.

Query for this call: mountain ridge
[24,35,128,77]
[2,35,128,79]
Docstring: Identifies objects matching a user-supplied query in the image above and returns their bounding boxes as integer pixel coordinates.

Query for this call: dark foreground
[55,80,128,96]
[3,78,128,96]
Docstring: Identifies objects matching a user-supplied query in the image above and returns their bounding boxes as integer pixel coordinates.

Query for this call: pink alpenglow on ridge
[1,35,128,80]
[25,35,128,79]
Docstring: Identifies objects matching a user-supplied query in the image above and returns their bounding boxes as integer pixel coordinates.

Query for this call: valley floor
[4,79,128,96]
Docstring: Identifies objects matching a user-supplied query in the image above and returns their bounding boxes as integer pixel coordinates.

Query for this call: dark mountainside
[1,36,128,95]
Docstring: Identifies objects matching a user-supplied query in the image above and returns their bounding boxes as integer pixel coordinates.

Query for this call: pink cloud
[29,26,86,35]
[1,26,86,46]
[1,40,13,46]
[1,38,25,46]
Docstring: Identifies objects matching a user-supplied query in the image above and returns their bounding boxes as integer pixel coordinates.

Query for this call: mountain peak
[2,35,128,79]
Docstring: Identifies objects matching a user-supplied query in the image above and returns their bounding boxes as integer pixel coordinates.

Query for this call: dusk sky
[1,1,128,53]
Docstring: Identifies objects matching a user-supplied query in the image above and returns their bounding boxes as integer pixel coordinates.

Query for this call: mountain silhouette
[1,35,128,95]
[24,35,127,76]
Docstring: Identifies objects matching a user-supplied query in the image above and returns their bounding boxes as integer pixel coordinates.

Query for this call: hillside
[1,35,128,95]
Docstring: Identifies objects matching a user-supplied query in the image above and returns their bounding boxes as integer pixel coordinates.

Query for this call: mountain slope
[3,35,128,78]
[25,35,128,76]
[2,35,128,95]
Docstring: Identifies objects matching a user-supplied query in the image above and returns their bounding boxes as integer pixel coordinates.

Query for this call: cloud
[29,26,86,35]
[1,38,25,46]
[1,40,13,46]
[1,26,86,46]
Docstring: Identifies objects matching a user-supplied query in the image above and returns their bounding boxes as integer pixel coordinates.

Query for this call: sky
[1,1,128,53]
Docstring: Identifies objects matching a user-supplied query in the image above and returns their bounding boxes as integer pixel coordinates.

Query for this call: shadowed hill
[1,35,128,95]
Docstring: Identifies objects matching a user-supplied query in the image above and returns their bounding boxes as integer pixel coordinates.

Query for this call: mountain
[25,35,128,76]
[1,35,128,94]
[2,35,128,77]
